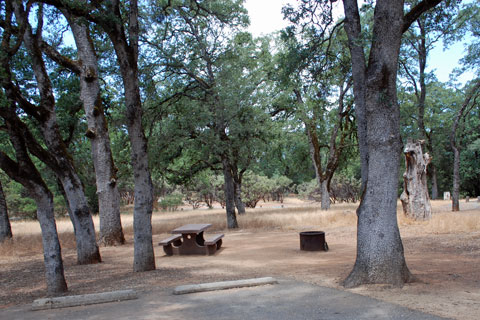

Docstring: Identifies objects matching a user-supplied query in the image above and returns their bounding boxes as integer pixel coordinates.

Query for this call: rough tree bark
[232,164,246,215]
[342,0,443,287]
[0,180,13,242]
[450,80,480,212]
[233,180,246,215]
[12,1,101,265]
[400,140,432,220]
[39,0,156,272]
[102,0,155,271]
[0,108,67,294]
[222,159,239,228]
[61,9,125,246]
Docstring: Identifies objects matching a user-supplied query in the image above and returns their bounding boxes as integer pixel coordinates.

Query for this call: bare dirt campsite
[1,198,480,320]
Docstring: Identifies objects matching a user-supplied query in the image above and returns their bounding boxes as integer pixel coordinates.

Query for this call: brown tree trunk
[400,140,432,220]
[12,2,101,265]
[341,0,443,287]
[0,180,13,242]
[64,10,125,246]
[222,159,239,229]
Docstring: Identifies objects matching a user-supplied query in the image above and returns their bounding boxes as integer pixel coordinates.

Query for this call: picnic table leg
[163,238,182,256]
[178,232,208,255]
[206,238,222,255]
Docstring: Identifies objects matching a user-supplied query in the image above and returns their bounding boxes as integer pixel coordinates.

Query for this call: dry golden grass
[1,198,479,260]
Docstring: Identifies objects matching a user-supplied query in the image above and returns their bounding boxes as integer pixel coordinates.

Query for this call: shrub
[297,175,360,203]
[158,192,183,211]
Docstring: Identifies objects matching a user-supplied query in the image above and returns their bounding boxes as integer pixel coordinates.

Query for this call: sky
[244,0,474,85]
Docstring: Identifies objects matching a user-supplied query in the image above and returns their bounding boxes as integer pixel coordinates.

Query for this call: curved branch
[402,0,443,33]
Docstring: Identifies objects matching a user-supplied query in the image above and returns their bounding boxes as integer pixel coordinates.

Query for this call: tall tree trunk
[415,17,439,202]
[65,10,125,246]
[33,186,68,295]
[451,147,460,211]
[0,180,13,242]
[299,79,350,212]
[222,159,239,229]
[341,0,440,287]
[13,2,100,265]
[102,0,155,271]
[0,119,67,295]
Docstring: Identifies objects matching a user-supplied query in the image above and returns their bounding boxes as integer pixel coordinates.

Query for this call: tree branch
[41,41,82,74]
[402,0,444,33]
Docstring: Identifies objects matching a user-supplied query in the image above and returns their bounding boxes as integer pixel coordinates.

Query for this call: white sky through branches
[244,0,475,85]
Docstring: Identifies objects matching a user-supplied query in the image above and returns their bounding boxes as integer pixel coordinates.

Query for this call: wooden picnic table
[159,224,224,256]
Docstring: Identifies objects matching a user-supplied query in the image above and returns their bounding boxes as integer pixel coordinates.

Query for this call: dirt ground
[1,200,480,320]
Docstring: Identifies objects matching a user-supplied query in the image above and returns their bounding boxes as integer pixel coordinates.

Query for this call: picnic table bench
[159,224,224,256]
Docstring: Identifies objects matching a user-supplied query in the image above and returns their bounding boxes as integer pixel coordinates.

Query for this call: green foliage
[183,170,222,209]
[157,192,183,212]
[297,175,360,203]
[297,179,317,200]
[241,171,292,208]
[241,171,273,208]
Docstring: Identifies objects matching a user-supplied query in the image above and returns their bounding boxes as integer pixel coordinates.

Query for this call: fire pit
[299,231,328,251]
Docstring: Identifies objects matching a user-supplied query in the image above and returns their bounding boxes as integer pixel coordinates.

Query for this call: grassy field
[2,198,479,259]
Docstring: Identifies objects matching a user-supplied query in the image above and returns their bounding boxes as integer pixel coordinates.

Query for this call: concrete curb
[173,277,278,295]
[31,289,138,311]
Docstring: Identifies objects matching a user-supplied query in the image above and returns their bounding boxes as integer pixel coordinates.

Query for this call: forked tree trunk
[1,167,68,295]
[37,0,154,271]
[13,3,101,265]
[0,180,13,242]
[14,2,101,264]
[222,159,239,229]
[0,122,67,295]
[65,10,125,246]
[341,0,441,287]
[400,140,432,220]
